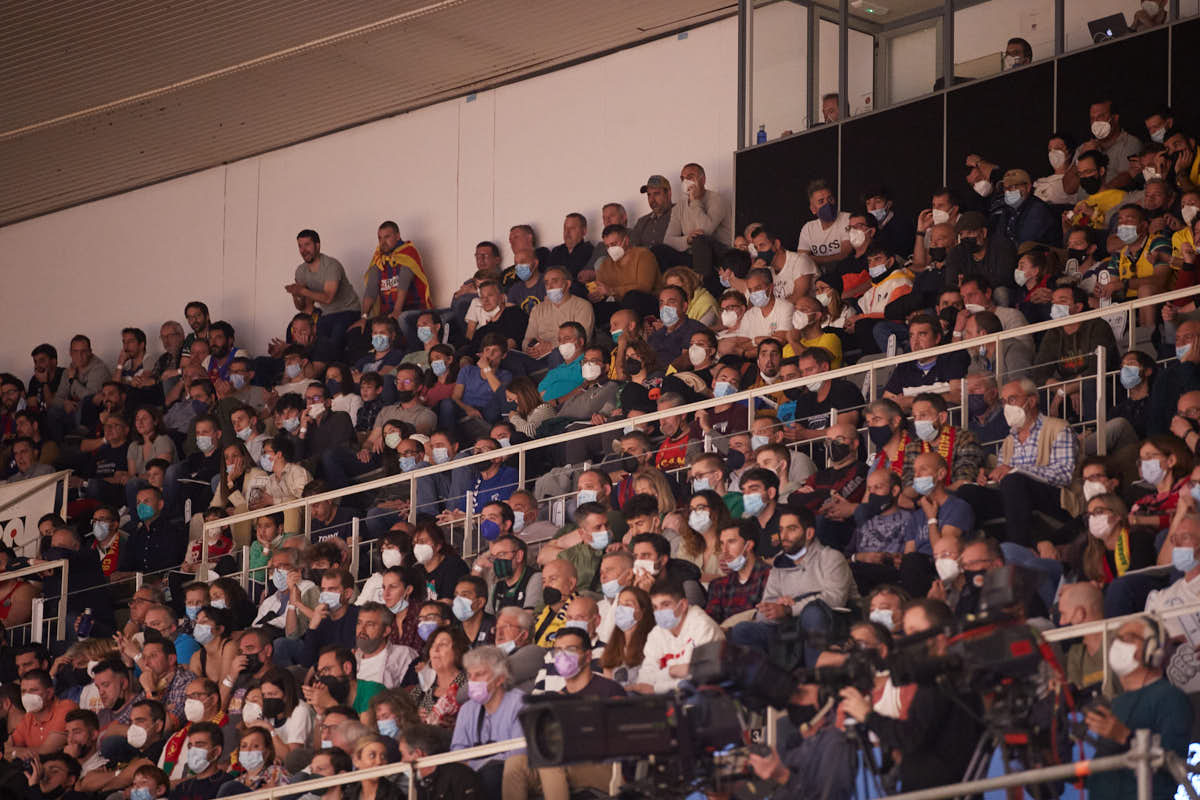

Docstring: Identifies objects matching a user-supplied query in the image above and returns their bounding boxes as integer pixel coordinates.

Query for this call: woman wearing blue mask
[680,490,732,583]
[366,689,421,741]
[1111,350,1156,440]
[597,587,654,687]
[218,726,289,794]
[187,606,238,692]
[254,436,313,533]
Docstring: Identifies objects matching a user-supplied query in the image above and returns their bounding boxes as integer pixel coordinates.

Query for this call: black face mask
[960,237,981,254]
[541,587,562,606]
[1079,176,1103,195]
[623,358,643,376]
[618,455,639,474]
[783,387,806,402]
[867,424,893,449]
[240,654,262,675]
[828,441,854,463]
[261,697,286,720]
[1067,247,1089,263]
[787,703,819,728]
[320,675,351,703]
[938,306,959,331]
[862,492,893,517]
[928,246,948,262]
[395,390,416,404]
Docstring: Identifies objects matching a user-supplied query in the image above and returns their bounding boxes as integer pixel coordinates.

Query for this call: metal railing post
[1134,728,1153,800]
[135,572,144,590]
[350,517,361,577]
[1095,345,1108,456]
[56,559,68,641]
[240,545,250,590]
[464,491,476,557]
[409,476,418,523]
[30,598,44,644]
[517,449,526,490]
[199,530,210,582]
[304,501,312,541]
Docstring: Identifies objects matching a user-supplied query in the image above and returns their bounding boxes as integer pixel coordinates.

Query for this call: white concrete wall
[0,18,738,373]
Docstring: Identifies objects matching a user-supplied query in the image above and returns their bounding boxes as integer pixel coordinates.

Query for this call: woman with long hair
[253,667,313,758]
[600,587,654,686]
[223,725,290,792]
[365,688,422,740]
[1130,435,1192,531]
[1080,493,1156,585]
[506,376,554,437]
[189,606,239,704]
[679,489,731,582]
[213,441,268,545]
[208,577,254,632]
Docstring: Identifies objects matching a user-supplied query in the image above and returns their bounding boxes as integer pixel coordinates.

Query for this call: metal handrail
[206,282,1200,537]
[215,737,524,800]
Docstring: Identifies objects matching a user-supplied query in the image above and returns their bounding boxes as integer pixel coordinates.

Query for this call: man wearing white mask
[1083,617,1189,800]
[662,163,733,286]
[1003,37,1032,70]
[593,224,660,319]
[537,322,588,404]
[1032,285,1118,420]
[169,722,230,799]
[914,186,962,261]
[157,678,228,781]
[956,378,1077,548]
[1145,513,1200,694]
[1064,99,1143,193]
[739,268,794,346]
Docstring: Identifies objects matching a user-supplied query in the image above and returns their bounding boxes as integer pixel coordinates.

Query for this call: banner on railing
[0,475,61,557]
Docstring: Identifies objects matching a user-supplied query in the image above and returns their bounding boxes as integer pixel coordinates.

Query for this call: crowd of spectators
[2,75,1200,799]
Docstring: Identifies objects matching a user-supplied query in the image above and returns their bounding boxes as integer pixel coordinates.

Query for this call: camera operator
[1084,617,1189,800]
[745,659,857,800]
[837,598,982,792]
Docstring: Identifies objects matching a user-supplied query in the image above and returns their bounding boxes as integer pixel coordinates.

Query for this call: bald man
[797,421,869,552]
[1057,582,1110,695]
[532,560,579,647]
[1151,318,1200,434]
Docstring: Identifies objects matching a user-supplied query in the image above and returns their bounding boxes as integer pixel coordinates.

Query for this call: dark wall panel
[735,126,838,251]
[947,63,1053,200]
[1171,19,1200,135]
[1056,28,1168,150]
[841,96,943,224]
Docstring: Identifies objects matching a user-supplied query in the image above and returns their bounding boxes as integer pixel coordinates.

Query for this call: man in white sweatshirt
[629,577,724,695]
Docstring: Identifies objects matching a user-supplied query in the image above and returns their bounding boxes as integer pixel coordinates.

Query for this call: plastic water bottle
[756,125,767,145]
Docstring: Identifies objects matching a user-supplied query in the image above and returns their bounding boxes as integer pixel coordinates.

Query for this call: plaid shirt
[118,665,195,726]
[1001,415,1077,488]
[705,559,771,623]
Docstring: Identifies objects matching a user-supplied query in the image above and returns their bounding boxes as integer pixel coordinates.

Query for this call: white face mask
[1109,639,1140,677]
[381,548,403,568]
[1003,403,1027,429]
[413,543,434,564]
[1087,512,1113,539]
[720,310,739,327]
[1048,150,1067,170]
[848,229,867,249]
[793,311,812,330]
[973,180,993,197]
[184,698,206,723]
[558,342,576,361]
[935,557,960,582]
[1091,119,1112,140]
[20,693,43,713]
[1082,479,1108,502]
[688,345,708,367]
[581,362,603,381]
[931,208,951,225]
[241,701,263,723]
[814,291,832,307]
[1184,205,1200,226]
[607,245,626,262]
[126,724,148,748]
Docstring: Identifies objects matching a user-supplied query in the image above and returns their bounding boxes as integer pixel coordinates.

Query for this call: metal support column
[738,0,751,148]
[941,0,954,91]
[838,0,849,122]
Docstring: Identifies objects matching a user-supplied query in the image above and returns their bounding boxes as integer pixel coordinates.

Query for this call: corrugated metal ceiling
[0,0,734,225]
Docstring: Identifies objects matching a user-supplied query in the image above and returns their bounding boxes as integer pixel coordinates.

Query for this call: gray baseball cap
[640,175,670,193]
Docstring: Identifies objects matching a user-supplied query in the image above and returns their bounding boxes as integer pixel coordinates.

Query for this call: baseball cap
[640,175,670,193]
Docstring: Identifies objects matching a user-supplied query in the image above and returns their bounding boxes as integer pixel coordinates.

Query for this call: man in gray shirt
[46,334,111,440]
[286,228,361,363]
[632,174,675,249]
[660,163,733,291]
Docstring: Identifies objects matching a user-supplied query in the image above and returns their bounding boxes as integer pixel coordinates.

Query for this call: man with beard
[286,228,361,363]
[302,646,380,715]
[351,220,432,352]
[201,322,246,384]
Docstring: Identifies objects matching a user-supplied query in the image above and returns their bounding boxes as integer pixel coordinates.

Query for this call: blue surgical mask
[372,334,390,351]
[136,502,156,522]
[692,477,711,493]
[497,639,517,655]
[1179,342,1193,361]
[417,621,439,641]
[497,437,511,449]
[660,305,679,326]
[399,455,418,472]
[417,326,434,344]
[614,605,637,632]
[914,419,938,442]
[601,579,622,600]
[748,290,769,308]
[186,746,210,774]
[91,520,111,539]
[1049,303,1070,320]
[431,359,448,377]
[913,475,936,496]
[726,553,747,572]
[750,434,769,450]
[230,373,246,389]
[653,607,681,630]
[285,363,302,380]
[1173,547,1198,573]
[743,492,765,517]
[131,787,153,800]
[713,381,735,398]
[192,623,213,645]
[1116,224,1140,244]
[1120,364,1142,389]
[1003,189,1023,207]
[196,435,214,453]
[389,598,408,614]
[869,207,889,222]
[688,509,711,532]
[377,718,400,738]
[271,568,288,592]
[185,605,200,621]
[260,454,275,472]
[515,263,532,281]
[432,447,450,464]
[239,748,265,770]
[589,529,610,550]
[547,287,565,304]
[611,330,622,343]
[452,595,475,621]
[281,416,300,433]
[1191,483,1200,505]
[319,590,342,611]
[577,489,598,505]
[1140,458,1166,485]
